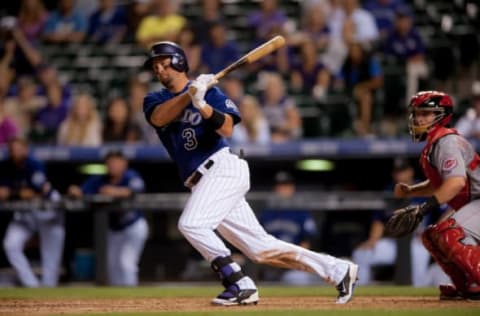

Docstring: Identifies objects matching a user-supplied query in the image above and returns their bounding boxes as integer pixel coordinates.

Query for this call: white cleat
[335,262,359,304]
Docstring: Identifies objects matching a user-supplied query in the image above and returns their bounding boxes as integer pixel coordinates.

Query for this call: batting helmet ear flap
[170,53,187,72]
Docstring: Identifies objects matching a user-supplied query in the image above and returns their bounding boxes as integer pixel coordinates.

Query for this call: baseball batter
[142,41,358,305]
[391,91,480,300]
[0,138,64,287]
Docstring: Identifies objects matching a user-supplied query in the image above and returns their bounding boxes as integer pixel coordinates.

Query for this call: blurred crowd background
[0,0,478,287]
[0,0,479,144]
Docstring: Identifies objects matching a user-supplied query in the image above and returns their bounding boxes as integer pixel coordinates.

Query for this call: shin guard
[422,225,468,292]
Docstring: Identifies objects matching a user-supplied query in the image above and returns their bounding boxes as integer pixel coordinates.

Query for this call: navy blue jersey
[81,169,145,231]
[0,156,47,195]
[260,210,318,245]
[143,83,241,181]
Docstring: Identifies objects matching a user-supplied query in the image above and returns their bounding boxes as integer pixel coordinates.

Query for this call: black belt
[186,159,214,187]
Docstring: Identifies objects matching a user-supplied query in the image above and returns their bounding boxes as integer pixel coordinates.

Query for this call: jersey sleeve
[432,135,468,179]
[127,171,145,193]
[30,160,47,192]
[205,87,241,124]
[143,91,168,125]
[81,176,103,195]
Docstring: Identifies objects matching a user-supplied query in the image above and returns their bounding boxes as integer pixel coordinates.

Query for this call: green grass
[0,285,440,299]
[1,286,479,316]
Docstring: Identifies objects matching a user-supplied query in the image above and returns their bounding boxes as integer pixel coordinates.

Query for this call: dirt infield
[0,296,478,315]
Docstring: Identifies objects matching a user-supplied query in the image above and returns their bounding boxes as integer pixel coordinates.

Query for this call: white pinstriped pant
[178,147,350,285]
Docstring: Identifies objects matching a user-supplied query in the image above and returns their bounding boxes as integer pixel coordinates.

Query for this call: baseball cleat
[439,284,480,301]
[211,286,259,306]
[335,262,359,304]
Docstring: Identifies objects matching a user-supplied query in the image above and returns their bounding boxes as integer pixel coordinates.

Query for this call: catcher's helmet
[144,41,189,73]
[407,91,453,142]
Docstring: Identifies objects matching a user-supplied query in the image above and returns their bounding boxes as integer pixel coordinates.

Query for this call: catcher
[385,91,480,300]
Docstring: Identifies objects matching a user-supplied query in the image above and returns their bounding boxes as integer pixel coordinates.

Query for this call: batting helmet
[144,41,189,73]
[407,91,453,142]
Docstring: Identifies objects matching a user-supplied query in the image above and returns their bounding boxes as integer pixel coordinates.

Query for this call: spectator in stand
[221,76,245,105]
[128,73,159,144]
[124,0,151,42]
[42,0,87,44]
[290,3,330,52]
[244,0,292,77]
[455,82,480,139]
[102,97,141,143]
[17,0,49,43]
[136,0,185,48]
[230,95,271,145]
[337,0,380,45]
[3,76,46,138]
[261,73,302,142]
[247,0,288,42]
[383,6,428,105]
[0,97,19,144]
[0,37,16,96]
[200,22,239,74]
[363,0,405,39]
[290,40,331,102]
[338,41,383,136]
[57,93,102,146]
[87,0,127,44]
[29,81,68,144]
[191,0,224,45]
[177,26,201,76]
[36,64,72,104]
[0,17,43,78]
[323,0,379,76]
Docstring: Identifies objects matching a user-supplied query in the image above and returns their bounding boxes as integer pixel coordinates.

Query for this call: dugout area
[0,286,478,316]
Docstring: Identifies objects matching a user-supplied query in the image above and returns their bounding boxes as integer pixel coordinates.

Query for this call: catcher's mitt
[384,204,424,238]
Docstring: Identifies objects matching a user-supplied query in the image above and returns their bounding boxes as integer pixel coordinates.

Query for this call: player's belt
[185,159,214,188]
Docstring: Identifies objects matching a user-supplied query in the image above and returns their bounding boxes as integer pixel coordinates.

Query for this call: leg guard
[424,219,480,297]
[422,224,468,293]
[210,256,258,306]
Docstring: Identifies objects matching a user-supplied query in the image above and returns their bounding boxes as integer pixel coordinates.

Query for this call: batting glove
[196,74,218,87]
[188,79,208,109]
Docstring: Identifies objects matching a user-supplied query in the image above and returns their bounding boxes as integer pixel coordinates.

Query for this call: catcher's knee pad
[430,219,480,287]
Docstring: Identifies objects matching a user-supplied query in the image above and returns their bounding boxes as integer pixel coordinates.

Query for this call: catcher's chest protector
[420,127,472,210]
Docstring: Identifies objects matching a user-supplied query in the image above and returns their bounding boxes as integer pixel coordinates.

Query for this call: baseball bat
[189,35,286,93]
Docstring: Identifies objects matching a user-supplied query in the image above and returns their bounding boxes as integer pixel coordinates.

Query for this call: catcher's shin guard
[424,219,480,294]
[422,225,468,293]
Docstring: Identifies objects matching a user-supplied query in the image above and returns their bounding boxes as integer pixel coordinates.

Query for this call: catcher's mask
[144,41,189,73]
[407,91,453,142]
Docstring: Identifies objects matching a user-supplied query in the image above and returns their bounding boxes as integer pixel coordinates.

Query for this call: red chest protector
[419,126,480,210]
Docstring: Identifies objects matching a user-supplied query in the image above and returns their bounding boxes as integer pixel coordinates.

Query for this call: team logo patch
[225,99,238,110]
[443,158,457,171]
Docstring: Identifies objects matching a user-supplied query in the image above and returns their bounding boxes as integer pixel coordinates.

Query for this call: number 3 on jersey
[182,128,198,151]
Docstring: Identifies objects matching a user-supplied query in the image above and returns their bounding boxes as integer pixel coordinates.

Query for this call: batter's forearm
[150,93,191,127]
[197,104,234,137]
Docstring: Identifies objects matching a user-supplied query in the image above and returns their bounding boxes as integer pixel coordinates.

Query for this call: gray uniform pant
[3,211,65,287]
[452,199,480,242]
